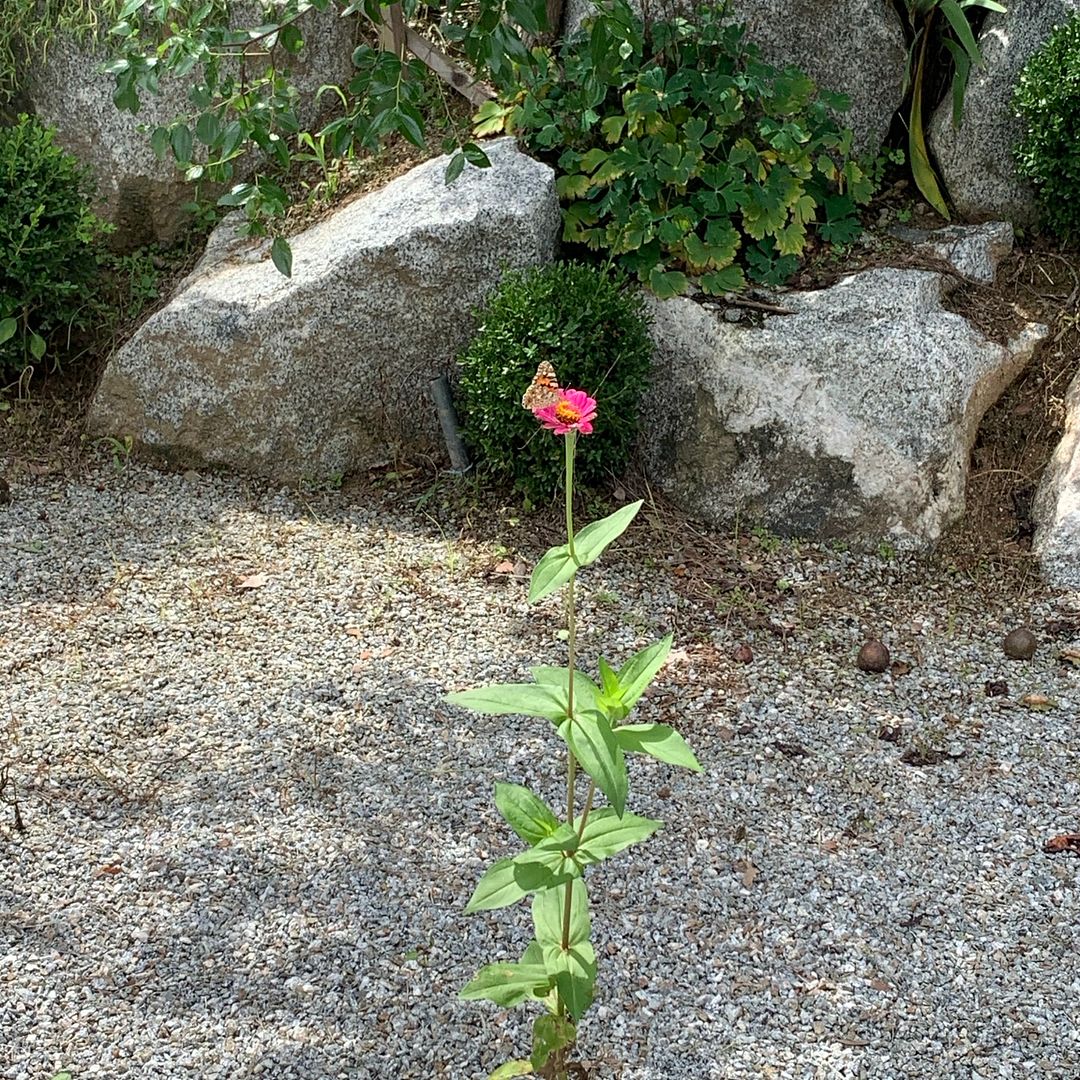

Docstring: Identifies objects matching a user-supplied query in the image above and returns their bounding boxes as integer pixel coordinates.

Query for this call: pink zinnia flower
[533,389,598,436]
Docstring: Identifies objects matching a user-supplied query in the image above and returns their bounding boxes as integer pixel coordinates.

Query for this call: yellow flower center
[554,400,581,424]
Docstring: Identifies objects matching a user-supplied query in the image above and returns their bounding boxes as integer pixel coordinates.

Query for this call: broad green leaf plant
[901,0,1006,218]
[447,370,701,1077]
[477,0,875,296]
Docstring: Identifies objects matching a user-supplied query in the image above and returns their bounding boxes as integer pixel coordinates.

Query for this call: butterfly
[521,360,562,411]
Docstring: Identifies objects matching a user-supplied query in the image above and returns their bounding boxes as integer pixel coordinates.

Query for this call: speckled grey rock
[1034,367,1080,589]
[891,221,1014,284]
[642,268,1048,546]
[22,2,358,247]
[86,139,559,481]
[929,0,1080,226]
[562,0,905,154]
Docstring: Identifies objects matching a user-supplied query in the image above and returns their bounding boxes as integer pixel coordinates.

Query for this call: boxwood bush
[1014,13,1080,244]
[0,115,106,378]
[457,262,653,503]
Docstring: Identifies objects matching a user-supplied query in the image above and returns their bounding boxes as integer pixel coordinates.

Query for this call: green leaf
[270,237,293,277]
[150,125,171,159]
[907,35,950,219]
[601,114,626,143]
[445,682,568,723]
[647,266,688,298]
[195,111,221,146]
[28,332,46,360]
[597,657,620,699]
[396,103,425,148]
[573,499,643,568]
[462,142,491,167]
[563,711,627,815]
[0,317,16,345]
[942,37,971,127]
[532,879,596,1021]
[460,961,554,1007]
[615,723,701,771]
[531,1014,576,1072]
[556,173,593,199]
[615,634,672,712]
[939,0,981,63]
[701,265,746,294]
[580,147,609,173]
[494,782,560,846]
[466,842,579,913]
[170,123,193,164]
[488,1061,533,1079]
[529,667,602,715]
[576,808,663,863]
[445,151,466,185]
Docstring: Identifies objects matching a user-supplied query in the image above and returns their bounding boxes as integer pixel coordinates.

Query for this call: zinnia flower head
[533,388,598,436]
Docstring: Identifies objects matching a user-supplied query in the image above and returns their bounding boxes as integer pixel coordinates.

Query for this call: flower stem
[561,431,579,971]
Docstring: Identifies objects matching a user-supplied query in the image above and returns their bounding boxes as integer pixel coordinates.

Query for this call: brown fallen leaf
[344,626,362,638]
[493,560,515,575]
[1021,693,1055,711]
[1058,647,1080,667]
[513,559,529,582]
[889,660,912,678]
[734,858,759,888]
[820,838,840,854]
[96,863,123,876]
[236,572,269,590]
[1043,834,1080,855]
[868,978,891,992]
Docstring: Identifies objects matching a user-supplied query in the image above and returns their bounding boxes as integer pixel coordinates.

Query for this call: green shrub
[473,0,874,297]
[0,115,107,377]
[458,262,653,503]
[1014,13,1080,245]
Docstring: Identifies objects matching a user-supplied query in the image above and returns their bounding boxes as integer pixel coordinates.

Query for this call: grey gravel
[2,461,1079,1080]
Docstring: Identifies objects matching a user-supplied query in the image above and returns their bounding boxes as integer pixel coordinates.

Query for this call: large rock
[562,0,905,155]
[1034,369,1080,589]
[23,3,358,248]
[929,0,1080,225]
[86,139,560,481]
[642,267,1048,546]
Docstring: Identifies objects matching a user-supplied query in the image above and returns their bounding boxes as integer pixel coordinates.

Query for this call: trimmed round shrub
[0,114,106,377]
[457,262,653,503]
[1013,13,1080,244]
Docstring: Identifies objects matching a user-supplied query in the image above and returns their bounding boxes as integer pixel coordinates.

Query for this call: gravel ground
[2,460,1079,1080]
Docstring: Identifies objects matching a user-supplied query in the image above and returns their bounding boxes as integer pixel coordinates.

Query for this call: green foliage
[102,0,535,263]
[1013,12,1080,245]
[478,0,873,295]
[457,262,652,503]
[0,115,108,377]
[899,0,1006,217]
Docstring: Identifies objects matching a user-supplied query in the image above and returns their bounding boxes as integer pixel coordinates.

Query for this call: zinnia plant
[446,368,701,1078]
